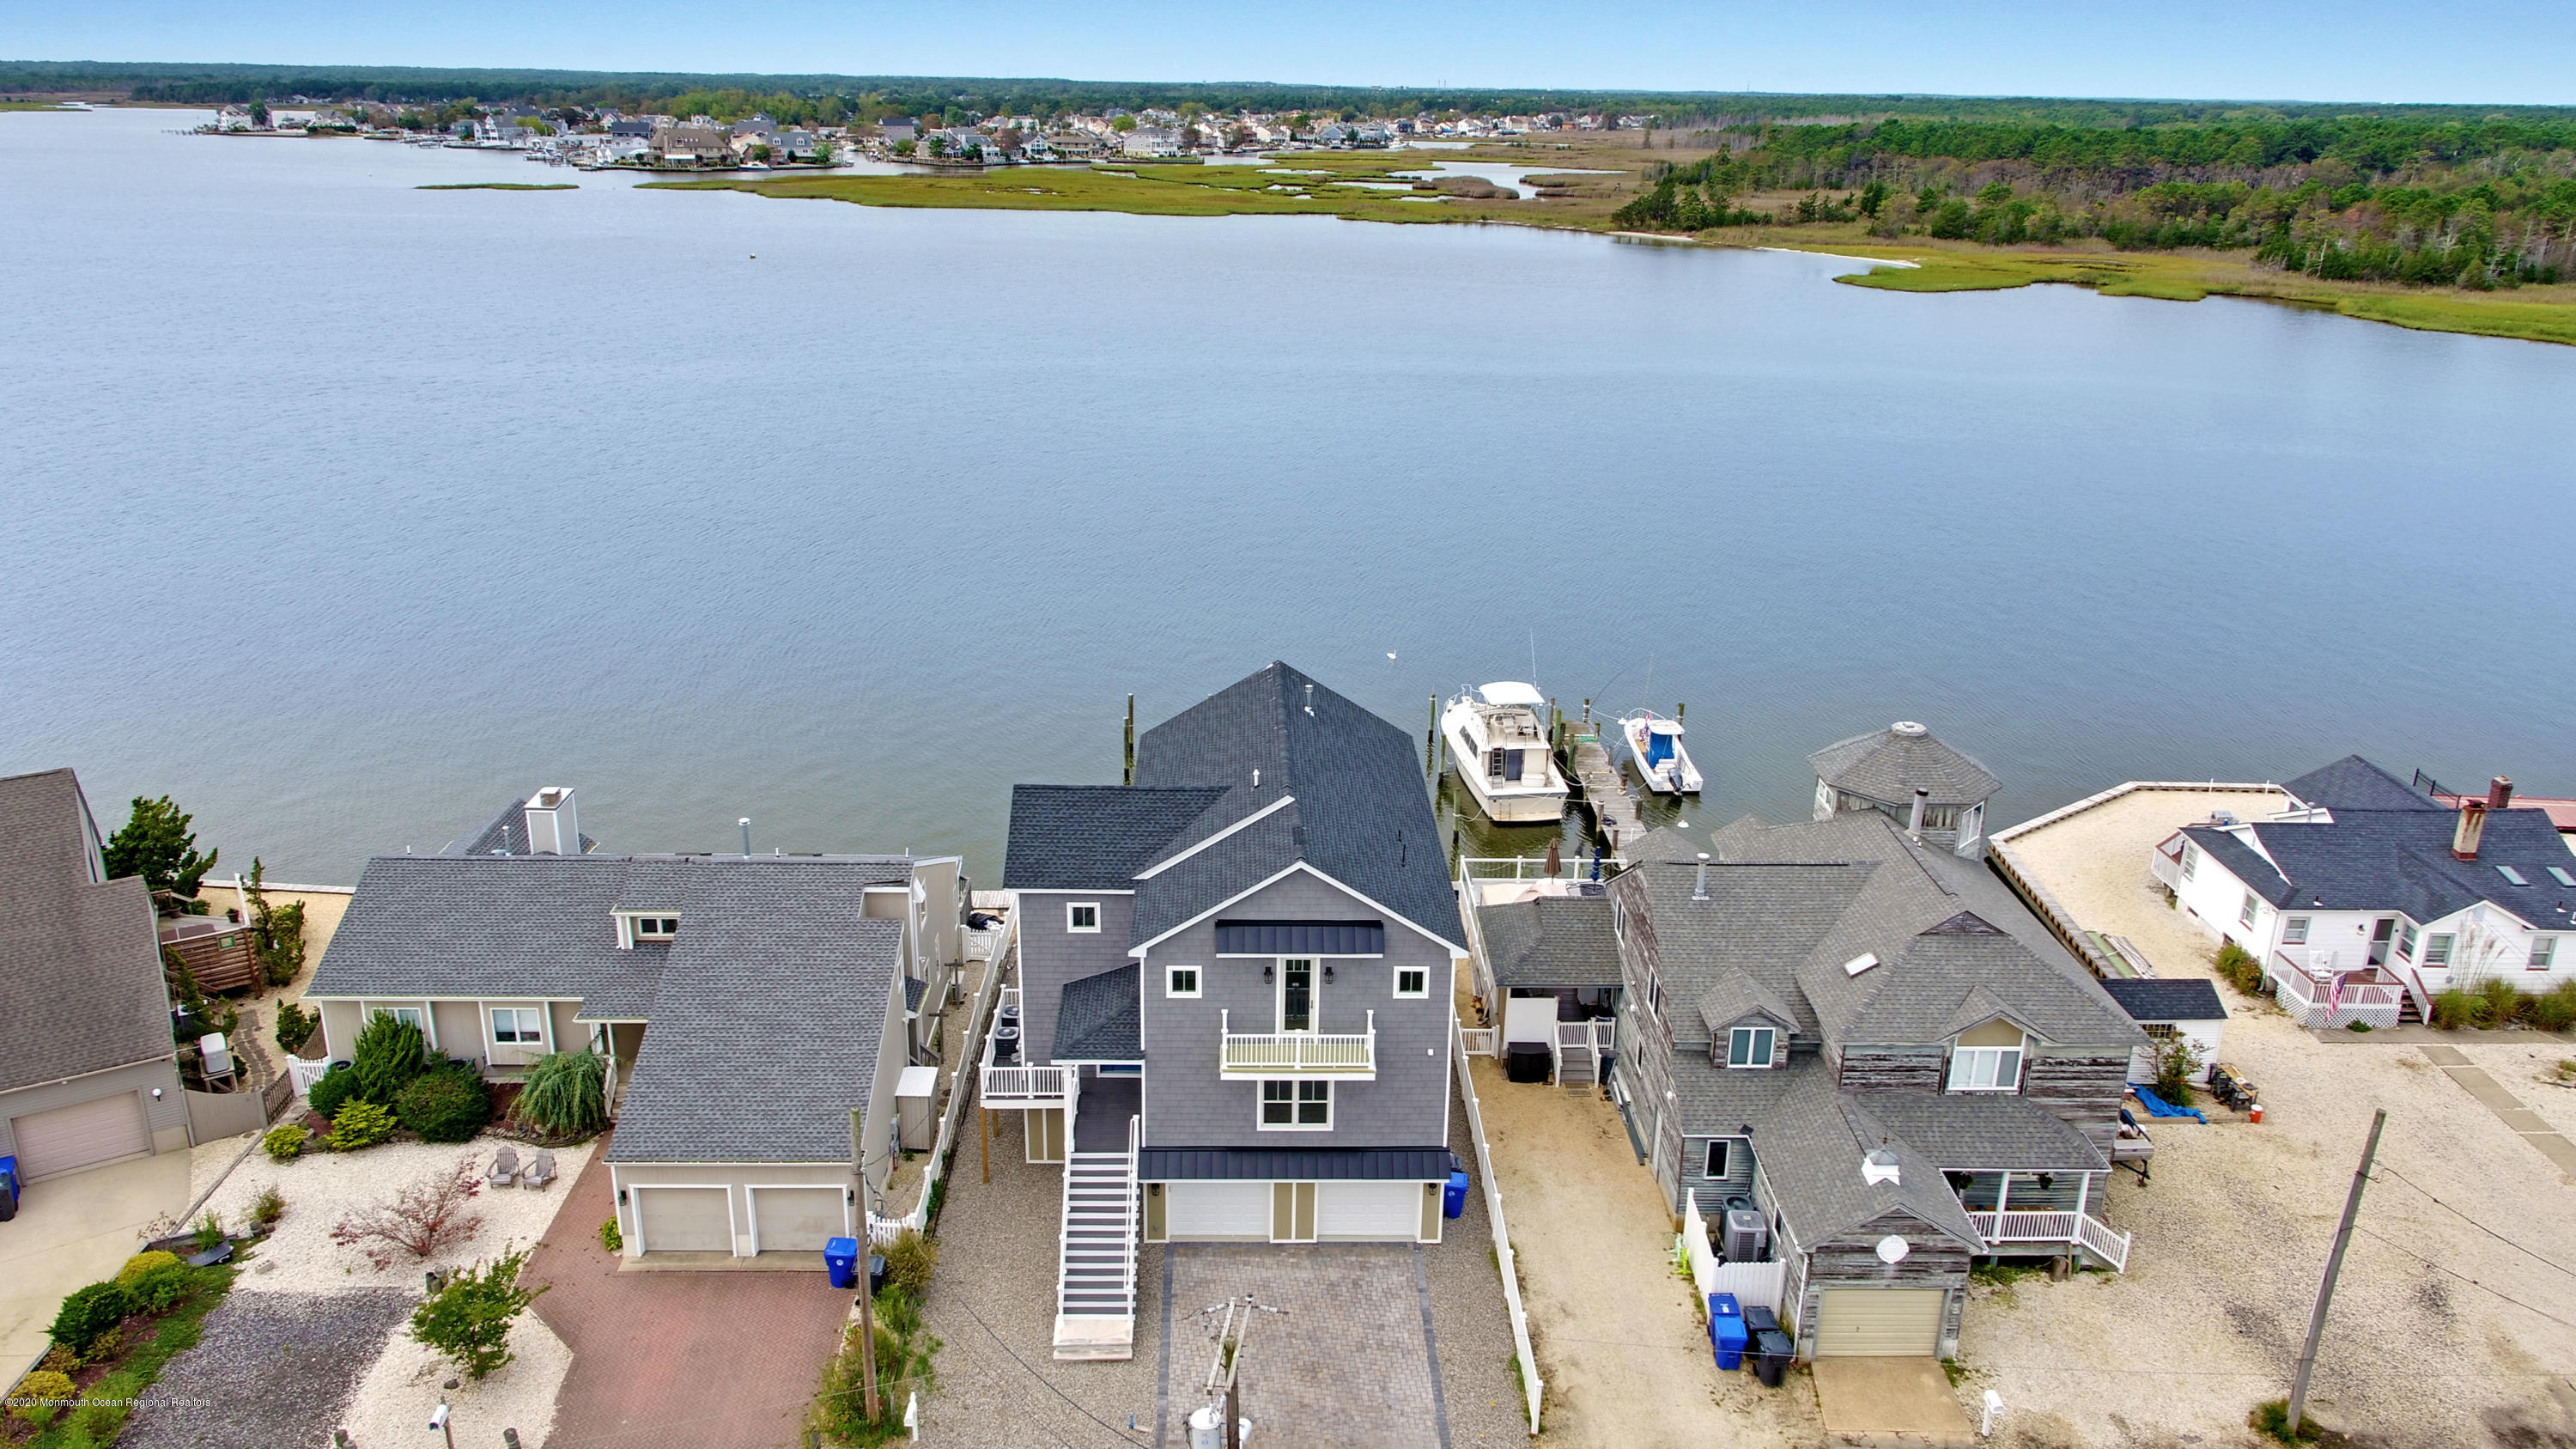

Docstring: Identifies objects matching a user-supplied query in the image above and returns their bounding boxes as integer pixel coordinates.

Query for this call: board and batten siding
[1685,1135,1757,1215]
[1139,871,1454,1152]
[1011,889,1135,1071]
[1792,1208,1972,1361]
[0,1058,191,1160]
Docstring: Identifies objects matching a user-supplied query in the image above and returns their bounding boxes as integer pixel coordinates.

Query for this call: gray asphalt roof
[2285,756,2441,813]
[608,889,902,1165]
[449,799,595,858]
[1007,662,1463,952]
[1478,894,1624,989]
[1725,1059,1984,1250]
[2099,977,2228,1023]
[2184,805,2576,926]
[1807,725,2002,807]
[0,769,174,1093]
[1053,963,1142,1060]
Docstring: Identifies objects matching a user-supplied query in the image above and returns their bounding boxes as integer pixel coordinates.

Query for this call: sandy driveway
[1468,1057,1823,1448]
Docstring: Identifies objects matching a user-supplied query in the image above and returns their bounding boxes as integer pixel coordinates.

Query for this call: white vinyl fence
[867,914,1015,1245]
[1453,1015,1543,1435]
[1681,1196,1785,1312]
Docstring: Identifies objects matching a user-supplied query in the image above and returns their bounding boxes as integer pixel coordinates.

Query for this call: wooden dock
[1562,728,1643,849]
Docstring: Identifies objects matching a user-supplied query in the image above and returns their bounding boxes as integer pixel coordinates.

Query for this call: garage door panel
[1315,1181,1422,1240]
[1165,1181,1270,1239]
[12,1094,150,1180]
[1815,1288,1944,1356]
[751,1187,844,1252]
[635,1187,732,1253]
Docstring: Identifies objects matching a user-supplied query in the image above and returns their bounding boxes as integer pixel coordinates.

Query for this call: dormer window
[1948,1020,2026,1093]
[636,916,679,939]
[1725,1025,1776,1069]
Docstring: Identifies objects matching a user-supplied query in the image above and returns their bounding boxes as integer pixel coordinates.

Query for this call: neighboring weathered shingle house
[1810,721,2003,858]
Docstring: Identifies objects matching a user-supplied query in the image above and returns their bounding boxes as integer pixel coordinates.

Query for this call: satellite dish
[1875,1234,1911,1265]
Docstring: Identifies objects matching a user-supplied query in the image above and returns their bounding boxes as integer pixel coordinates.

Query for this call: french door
[1280,958,1315,1032]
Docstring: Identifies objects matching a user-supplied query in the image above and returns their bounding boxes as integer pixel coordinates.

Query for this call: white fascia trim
[1133,795,1297,880]
[1127,859,1469,959]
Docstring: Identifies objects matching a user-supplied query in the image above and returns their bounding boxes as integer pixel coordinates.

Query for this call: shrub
[881,1228,938,1300]
[410,1245,545,1380]
[598,1216,623,1253]
[2151,1033,2205,1103]
[330,1155,484,1269]
[397,1068,493,1143]
[7,1368,75,1426]
[2431,986,2487,1030]
[191,1210,226,1252]
[78,1327,124,1365]
[329,1099,398,1151]
[35,1347,77,1378]
[2533,985,2576,1034]
[807,1287,940,1445]
[352,1011,430,1104]
[125,1261,195,1313]
[2250,1397,2322,1443]
[513,1050,608,1138]
[274,1000,319,1056]
[250,1184,287,1230]
[46,1281,135,1354]
[307,1062,360,1121]
[2214,941,2264,995]
[2479,976,2527,1026]
[117,1251,182,1288]
[264,1123,309,1161]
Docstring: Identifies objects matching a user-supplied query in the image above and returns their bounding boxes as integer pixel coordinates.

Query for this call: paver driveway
[527,1137,851,1449]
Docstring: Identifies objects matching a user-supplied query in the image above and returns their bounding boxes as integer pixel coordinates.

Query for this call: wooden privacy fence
[1453,1015,1543,1434]
[867,915,1014,1246]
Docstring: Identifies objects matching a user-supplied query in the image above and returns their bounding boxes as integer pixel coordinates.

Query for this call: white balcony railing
[981,985,1072,1104]
[2269,952,2403,1029]
[1967,1209,2132,1272]
[1219,1008,1376,1079]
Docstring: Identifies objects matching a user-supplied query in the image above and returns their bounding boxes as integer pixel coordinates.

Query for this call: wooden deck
[1561,731,1643,850]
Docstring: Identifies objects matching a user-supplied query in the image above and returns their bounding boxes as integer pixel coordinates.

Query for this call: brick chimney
[2488,776,2515,812]
[2451,799,2488,861]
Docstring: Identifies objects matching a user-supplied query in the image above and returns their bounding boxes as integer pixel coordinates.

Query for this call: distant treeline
[1618,115,2576,289]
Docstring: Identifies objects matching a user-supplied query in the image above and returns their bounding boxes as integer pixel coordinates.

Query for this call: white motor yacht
[1619,711,1703,795]
[1441,682,1571,824]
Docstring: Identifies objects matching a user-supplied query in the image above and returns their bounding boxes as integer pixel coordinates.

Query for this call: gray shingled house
[998,662,1467,1359]
[0,769,192,1181]
[1809,721,2004,859]
[1570,807,2143,1361]
[302,788,963,1260]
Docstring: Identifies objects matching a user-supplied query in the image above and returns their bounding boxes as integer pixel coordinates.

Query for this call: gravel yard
[201,1138,596,1290]
[1980,788,2576,1449]
[118,1289,413,1449]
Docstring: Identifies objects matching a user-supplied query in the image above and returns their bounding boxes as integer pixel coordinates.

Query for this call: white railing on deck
[867,912,1016,1246]
[1219,1009,1375,1075]
[2269,952,2402,1029]
[981,980,1076,1103]
[1454,1014,1543,1434]
[1461,1027,1498,1056]
[2075,1213,2132,1273]
[1966,1209,2132,1272]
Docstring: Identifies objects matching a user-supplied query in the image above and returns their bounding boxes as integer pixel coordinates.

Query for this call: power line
[2354,1225,2576,1336]
[2368,1166,2576,1282]
[948,1294,1146,1446]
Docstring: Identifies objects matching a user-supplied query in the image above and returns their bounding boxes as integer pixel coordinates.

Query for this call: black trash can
[1504,1042,1552,1083]
[1743,1305,1779,1337]
[1753,1330,1793,1386]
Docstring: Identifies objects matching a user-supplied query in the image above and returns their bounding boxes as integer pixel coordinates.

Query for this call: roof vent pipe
[1303,683,1315,715]
[1693,851,1710,900]
[1908,788,1929,839]
[2452,801,2487,861]
[2488,776,2516,811]
[739,817,752,858]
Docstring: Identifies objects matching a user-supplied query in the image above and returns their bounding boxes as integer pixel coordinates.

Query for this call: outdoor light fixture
[847,1188,856,1206]
[1263,964,1274,982]
[616,1188,628,1205]
[1323,964,1335,981]
[150,1087,163,1099]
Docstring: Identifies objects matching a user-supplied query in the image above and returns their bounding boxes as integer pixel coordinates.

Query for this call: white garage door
[635,1186,732,1253]
[750,1186,845,1253]
[1814,1288,1945,1356]
[1316,1181,1423,1240]
[11,1093,150,1181]
[1165,1181,1270,1239]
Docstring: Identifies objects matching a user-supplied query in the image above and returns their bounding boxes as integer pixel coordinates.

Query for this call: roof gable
[0,769,173,1091]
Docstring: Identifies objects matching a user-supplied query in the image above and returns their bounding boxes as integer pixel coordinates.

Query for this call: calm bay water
[6,107,2573,883]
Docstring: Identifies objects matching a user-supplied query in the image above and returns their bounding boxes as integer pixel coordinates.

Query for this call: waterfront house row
[301,787,963,1259]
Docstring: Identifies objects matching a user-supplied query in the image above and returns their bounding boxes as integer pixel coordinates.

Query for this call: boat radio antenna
[1528,630,1540,690]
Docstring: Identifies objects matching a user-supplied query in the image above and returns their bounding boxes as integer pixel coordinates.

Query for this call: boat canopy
[1643,717,1683,735]
[1477,682,1546,708]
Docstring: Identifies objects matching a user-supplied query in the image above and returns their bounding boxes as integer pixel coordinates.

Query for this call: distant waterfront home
[302,787,964,1259]
[999,662,1466,1358]
[1584,802,2142,1360]
[653,125,726,165]
[1120,126,1182,157]
[605,118,655,138]
[878,121,918,147]
[1809,721,2003,860]
[0,769,192,1182]
[2155,757,2576,1027]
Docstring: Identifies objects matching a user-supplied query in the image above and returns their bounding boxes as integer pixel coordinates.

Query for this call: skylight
[2496,865,2530,886]
[2551,867,2576,888]
[1844,952,1880,977]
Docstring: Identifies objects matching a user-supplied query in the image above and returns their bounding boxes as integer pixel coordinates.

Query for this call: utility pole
[2289,1107,2385,1433]
[850,1107,880,1423]
[1123,694,1136,786]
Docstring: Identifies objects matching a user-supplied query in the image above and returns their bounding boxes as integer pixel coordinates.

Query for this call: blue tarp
[2130,1085,2207,1123]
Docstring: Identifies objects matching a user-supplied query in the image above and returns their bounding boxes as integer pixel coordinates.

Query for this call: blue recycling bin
[823,1237,860,1289]
[1708,1292,1748,1370]
[1444,1169,1470,1220]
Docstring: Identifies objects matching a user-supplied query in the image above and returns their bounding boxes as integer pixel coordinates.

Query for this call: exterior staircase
[1554,1019,1612,1088]
[1051,1114,1140,1361]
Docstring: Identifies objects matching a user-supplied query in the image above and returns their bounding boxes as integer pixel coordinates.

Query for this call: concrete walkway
[1812,1357,1974,1447]
[2421,1044,2576,1179]
[0,1150,191,1373]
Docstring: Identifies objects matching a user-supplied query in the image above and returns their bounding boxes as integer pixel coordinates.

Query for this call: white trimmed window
[490,1007,544,1044]
[1067,903,1100,933]
[2531,937,2558,971]
[374,1005,426,1032]
[2424,934,2454,966]
[1704,1139,1732,1178]
[1948,1043,2026,1093]
[1725,1025,1775,1069]
[2397,922,2419,960]
[1394,966,1428,998]
[2179,843,2198,880]
[1167,966,1200,998]
[2283,916,2311,945]
[635,916,678,939]
[1260,1080,1330,1129]
[2239,892,2260,928]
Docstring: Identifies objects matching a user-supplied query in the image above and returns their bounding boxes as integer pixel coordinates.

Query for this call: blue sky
[17,0,2573,106]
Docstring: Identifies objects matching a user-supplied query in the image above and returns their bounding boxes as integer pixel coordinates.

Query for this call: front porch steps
[1051,1143,1139,1360]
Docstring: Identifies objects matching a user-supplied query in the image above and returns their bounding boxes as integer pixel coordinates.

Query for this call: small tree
[351,1011,429,1105]
[103,795,217,904]
[411,1245,545,1380]
[2151,1032,2206,1103]
[331,1155,484,1269]
[243,859,308,989]
[513,1050,608,1137]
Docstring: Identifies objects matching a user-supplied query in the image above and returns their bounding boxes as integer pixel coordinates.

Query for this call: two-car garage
[624,1180,854,1256]
[1153,1178,1437,1243]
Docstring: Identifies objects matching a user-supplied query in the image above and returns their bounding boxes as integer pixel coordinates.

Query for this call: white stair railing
[1050,1112,1141,1359]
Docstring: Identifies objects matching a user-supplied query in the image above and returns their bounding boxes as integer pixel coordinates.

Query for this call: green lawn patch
[416,182,577,191]
[13,1265,236,1448]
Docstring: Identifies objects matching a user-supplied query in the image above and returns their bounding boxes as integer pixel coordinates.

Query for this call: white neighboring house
[1121,126,1181,157]
[2096,977,2228,1084]
[212,107,256,131]
[2154,757,2576,1026]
